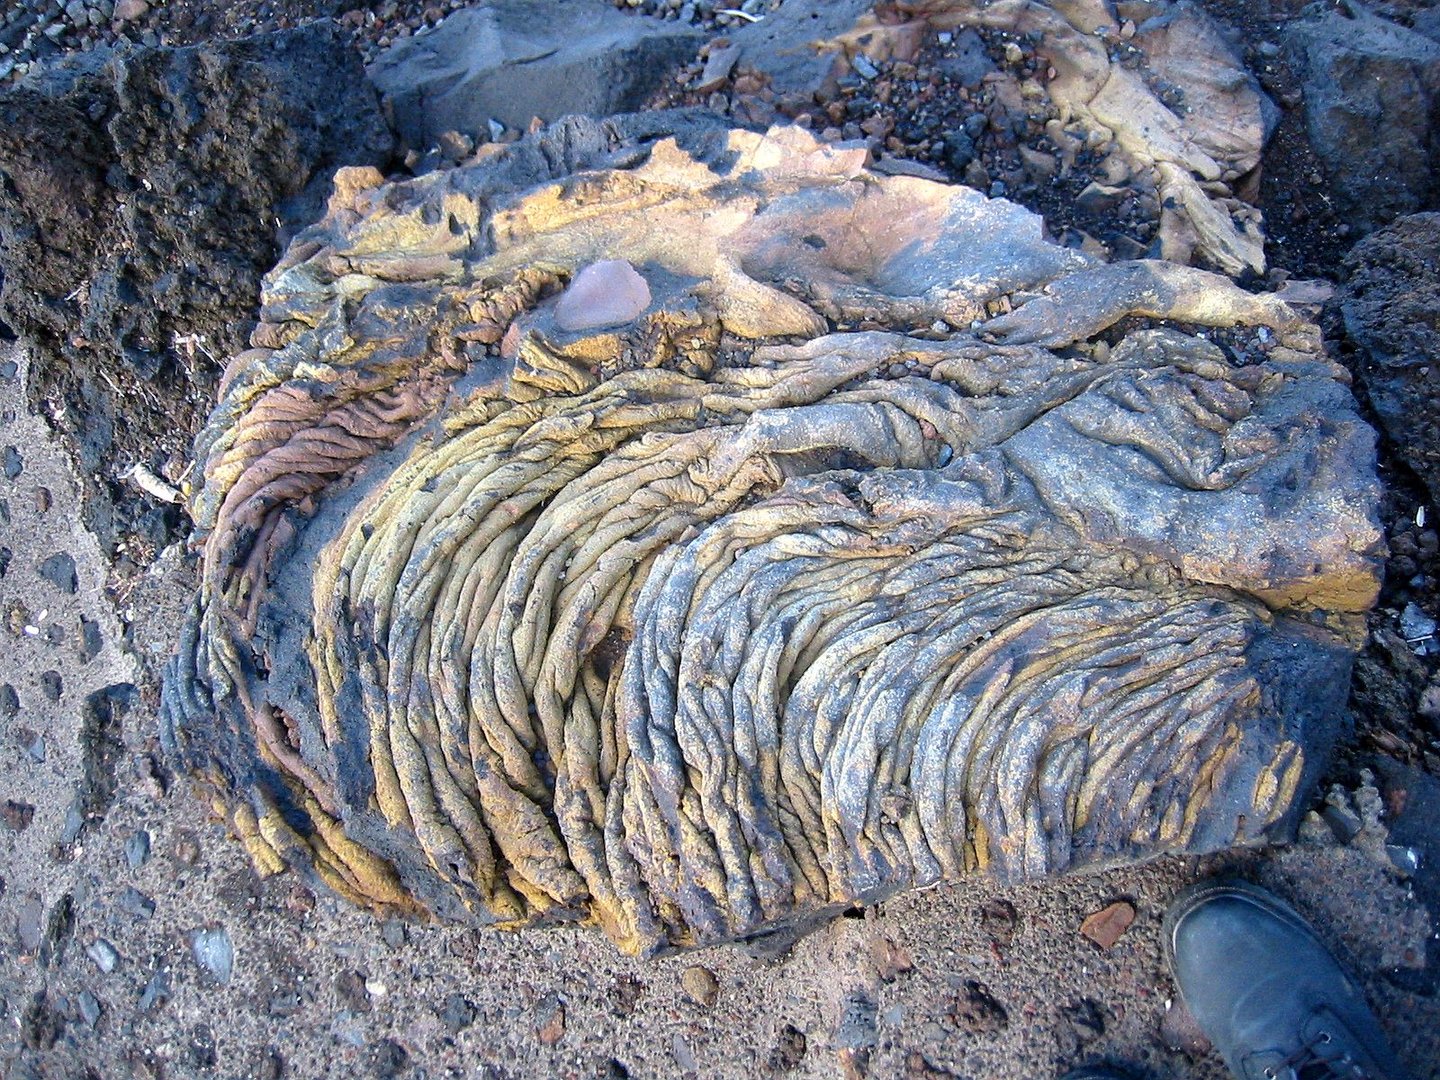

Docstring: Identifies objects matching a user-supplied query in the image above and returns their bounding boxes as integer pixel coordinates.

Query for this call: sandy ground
[1,337,1437,1079]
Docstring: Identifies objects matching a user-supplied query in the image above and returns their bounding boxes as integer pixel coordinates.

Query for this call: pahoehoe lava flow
[162,112,1384,955]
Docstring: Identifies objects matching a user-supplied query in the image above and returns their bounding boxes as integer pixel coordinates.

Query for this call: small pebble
[334,969,371,1013]
[75,989,101,1028]
[1079,900,1136,949]
[37,552,77,594]
[59,798,85,844]
[170,828,201,865]
[125,829,151,869]
[1,798,35,832]
[22,730,46,764]
[695,43,740,92]
[78,616,103,663]
[437,128,473,163]
[1322,801,1363,842]
[1400,601,1436,643]
[440,993,477,1033]
[837,990,878,1050]
[370,1039,410,1073]
[554,260,651,332]
[681,964,719,1008]
[536,998,566,1044]
[139,969,170,1012]
[119,886,156,919]
[17,894,44,952]
[672,1033,698,1071]
[852,54,879,80]
[870,935,914,981]
[380,916,406,949]
[87,937,120,974]
[189,926,234,984]
[1386,844,1420,875]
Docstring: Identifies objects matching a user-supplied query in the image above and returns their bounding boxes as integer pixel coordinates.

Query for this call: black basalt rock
[0,23,393,550]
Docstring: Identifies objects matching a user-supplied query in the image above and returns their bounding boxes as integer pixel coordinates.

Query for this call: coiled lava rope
[164,115,1382,954]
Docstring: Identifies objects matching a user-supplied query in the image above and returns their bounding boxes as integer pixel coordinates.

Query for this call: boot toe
[1165,880,1411,1080]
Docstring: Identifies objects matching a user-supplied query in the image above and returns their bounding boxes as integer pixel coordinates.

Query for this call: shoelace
[1261,1029,1372,1080]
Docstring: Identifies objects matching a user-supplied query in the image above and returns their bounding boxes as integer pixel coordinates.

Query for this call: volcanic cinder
[164,113,1382,955]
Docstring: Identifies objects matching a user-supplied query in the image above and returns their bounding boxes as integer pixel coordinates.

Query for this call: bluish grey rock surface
[368,0,702,150]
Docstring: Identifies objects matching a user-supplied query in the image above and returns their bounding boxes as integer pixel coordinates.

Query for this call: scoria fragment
[163,113,1381,955]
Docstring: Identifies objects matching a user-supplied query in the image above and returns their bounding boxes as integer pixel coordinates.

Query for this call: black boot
[1164,879,1411,1080]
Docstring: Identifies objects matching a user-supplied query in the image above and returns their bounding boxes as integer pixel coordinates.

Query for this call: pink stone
[553,260,651,332]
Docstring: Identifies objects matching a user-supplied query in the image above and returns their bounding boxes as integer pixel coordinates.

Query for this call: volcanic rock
[1285,1,1440,237]
[0,24,392,548]
[368,0,702,153]
[163,112,1381,956]
[1340,212,1440,503]
[726,0,874,97]
[830,0,1274,275]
